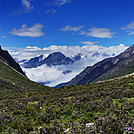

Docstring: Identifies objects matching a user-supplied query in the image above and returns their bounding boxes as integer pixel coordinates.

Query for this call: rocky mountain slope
[0,49,50,97]
[56,44,134,87]
[23,52,74,68]
[0,46,26,76]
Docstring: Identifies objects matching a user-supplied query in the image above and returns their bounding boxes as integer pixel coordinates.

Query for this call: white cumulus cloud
[10,23,45,37]
[25,46,42,51]
[60,25,84,32]
[8,46,46,61]
[80,27,115,38]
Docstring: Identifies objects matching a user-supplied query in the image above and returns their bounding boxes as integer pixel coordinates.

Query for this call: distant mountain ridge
[23,52,74,68]
[0,46,26,76]
[56,44,134,87]
[72,53,87,61]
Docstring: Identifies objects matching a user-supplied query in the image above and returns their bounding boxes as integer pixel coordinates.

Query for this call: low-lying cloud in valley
[9,43,128,87]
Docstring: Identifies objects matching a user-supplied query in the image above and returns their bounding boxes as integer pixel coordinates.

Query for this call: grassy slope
[0,59,50,99]
[0,59,134,133]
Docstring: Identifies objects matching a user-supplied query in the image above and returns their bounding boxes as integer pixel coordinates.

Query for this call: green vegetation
[0,60,134,133]
[0,59,51,98]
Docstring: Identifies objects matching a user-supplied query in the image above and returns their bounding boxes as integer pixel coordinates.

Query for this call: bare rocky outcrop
[0,46,26,76]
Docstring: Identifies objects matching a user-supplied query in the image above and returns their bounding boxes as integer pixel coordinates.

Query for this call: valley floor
[0,72,134,133]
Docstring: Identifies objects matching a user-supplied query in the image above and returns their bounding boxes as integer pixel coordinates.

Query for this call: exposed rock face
[63,70,72,74]
[0,46,26,76]
[72,53,87,61]
[56,45,134,87]
[69,58,114,85]
[22,55,44,68]
[23,52,74,68]
[43,52,74,66]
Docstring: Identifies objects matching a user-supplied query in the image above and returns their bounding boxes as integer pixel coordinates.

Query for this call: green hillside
[0,59,51,99]
[0,59,134,133]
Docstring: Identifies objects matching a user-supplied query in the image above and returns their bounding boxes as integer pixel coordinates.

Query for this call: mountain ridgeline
[23,52,74,68]
[56,44,134,87]
[0,46,26,76]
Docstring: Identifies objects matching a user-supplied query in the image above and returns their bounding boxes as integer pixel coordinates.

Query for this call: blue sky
[1,0,134,48]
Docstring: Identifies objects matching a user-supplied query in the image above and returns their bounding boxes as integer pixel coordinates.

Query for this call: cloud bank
[9,44,128,87]
[10,23,45,37]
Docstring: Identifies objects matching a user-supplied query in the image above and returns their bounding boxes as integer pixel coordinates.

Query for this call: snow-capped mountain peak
[72,53,87,61]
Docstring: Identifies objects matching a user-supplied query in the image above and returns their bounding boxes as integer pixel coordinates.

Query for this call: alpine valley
[11,44,128,87]
[1,0,134,133]
[0,46,133,133]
